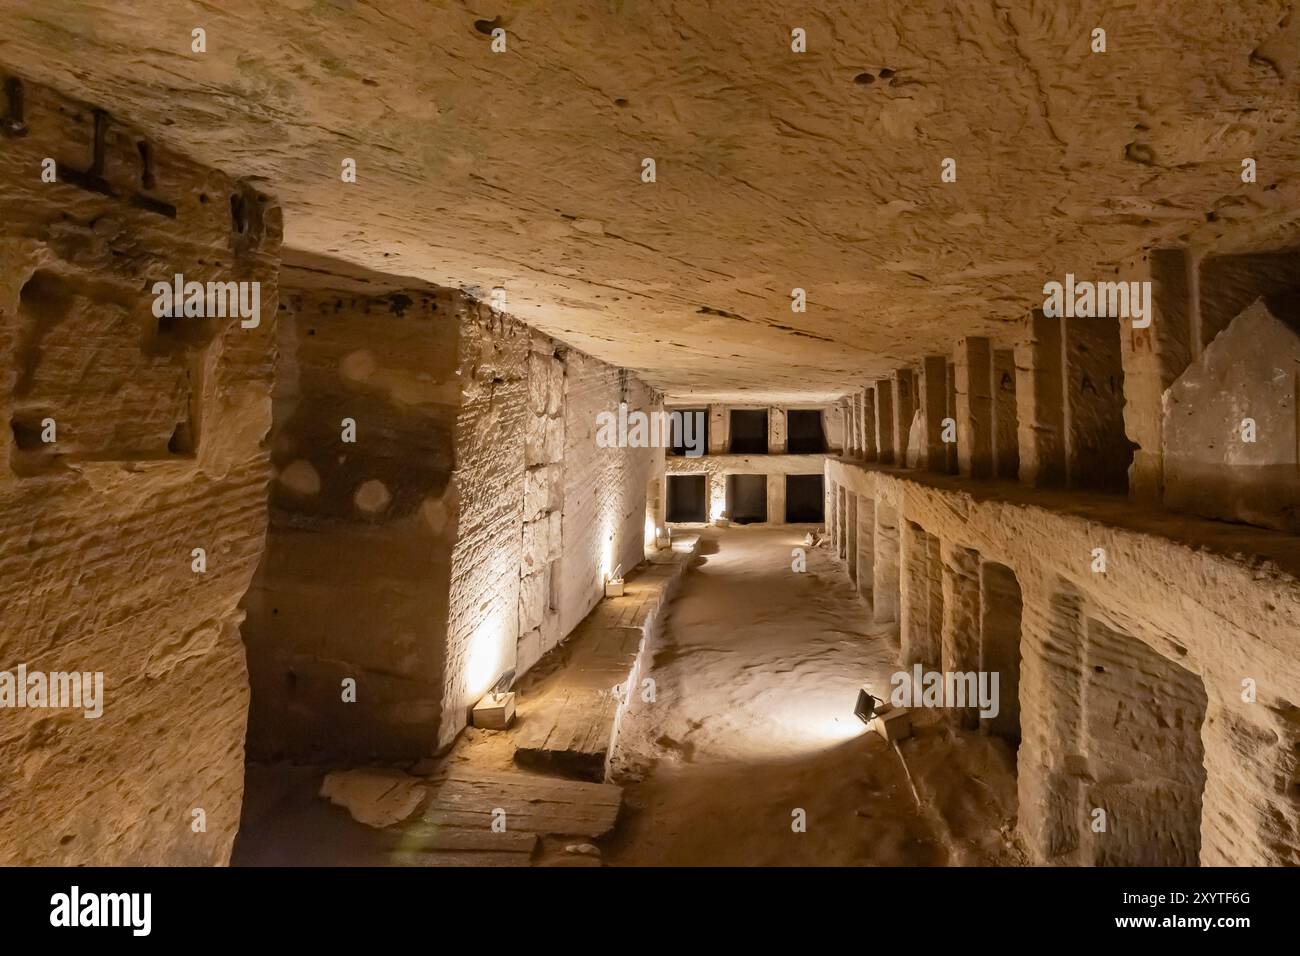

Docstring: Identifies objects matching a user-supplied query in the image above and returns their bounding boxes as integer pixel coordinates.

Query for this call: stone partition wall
[1017,311,1066,488]
[769,405,787,454]
[917,355,948,473]
[664,453,827,525]
[846,492,859,582]
[0,73,281,864]
[991,348,1019,480]
[1117,249,1194,504]
[873,380,895,465]
[891,369,916,465]
[556,354,659,639]
[241,267,661,761]
[1080,618,1207,866]
[872,500,901,624]
[825,401,845,452]
[856,496,875,602]
[940,542,982,729]
[954,338,993,479]
[242,282,462,761]
[827,459,1300,866]
[1061,315,1130,492]
[662,402,831,527]
[900,520,943,666]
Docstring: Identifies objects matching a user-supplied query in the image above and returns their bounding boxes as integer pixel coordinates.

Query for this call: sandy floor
[233,524,1023,867]
[605,524,1023,866]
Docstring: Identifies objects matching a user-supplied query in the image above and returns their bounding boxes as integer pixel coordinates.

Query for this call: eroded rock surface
[3,3,1299,399]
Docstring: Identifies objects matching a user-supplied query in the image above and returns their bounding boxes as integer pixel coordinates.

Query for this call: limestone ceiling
[2,1,1300,401]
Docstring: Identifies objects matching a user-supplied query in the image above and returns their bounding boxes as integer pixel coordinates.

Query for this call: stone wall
[242,270,660,760]
[1163,298,1300,534]
[664,451,828,524]
[242,284,460,761]
[1121,247,1300,527]
[444,307,532,748]
[1017,311,1066,487]
[1061,315,1130,492]
[827,459,1300,866]
[515,331,567,678]
[0,73,280,864]
[556,353,659,638]
[663,402,832,525]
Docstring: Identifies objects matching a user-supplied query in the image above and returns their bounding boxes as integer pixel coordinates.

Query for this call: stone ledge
[511,535,699,782]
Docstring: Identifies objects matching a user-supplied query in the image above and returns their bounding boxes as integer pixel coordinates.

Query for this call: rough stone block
[524,466,552,521]
[545,414,565,464]
[527,352,550,415]
[1164,297,1300,532]
[520,571,547,632]
[517,628,543,674]
[525,413,548,467]
[546,357,564,417]
[521,519,550,575]
[540,614,563,654]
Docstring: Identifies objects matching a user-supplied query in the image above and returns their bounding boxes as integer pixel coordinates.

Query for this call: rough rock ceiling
[2,1,1300,401]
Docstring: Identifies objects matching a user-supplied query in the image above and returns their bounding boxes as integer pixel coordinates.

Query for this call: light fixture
[471,668,517,730]
[605,563,625,597]
[854,688,881,725]
[855,686,913,742]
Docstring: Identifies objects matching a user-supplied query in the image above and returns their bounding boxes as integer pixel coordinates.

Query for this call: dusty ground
[234,524,1023,866]
[605,524,1023,866]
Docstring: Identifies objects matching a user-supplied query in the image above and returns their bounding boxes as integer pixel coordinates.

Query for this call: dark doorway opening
[979,562,1022,752]
[787,410,826,453]
[666,474,706,522]
[726,473,767,523]
[669,408,708,457]
[785,474,824,522]
[728,409,769,454]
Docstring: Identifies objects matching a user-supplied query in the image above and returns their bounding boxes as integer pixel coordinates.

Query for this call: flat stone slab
[511,541,697,781]
[419,769,622,838]
[513,684,624,781]
[319,767,426,828]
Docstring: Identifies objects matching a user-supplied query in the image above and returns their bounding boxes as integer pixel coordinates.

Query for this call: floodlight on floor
[854,688,882,725]
[605,563,625,597]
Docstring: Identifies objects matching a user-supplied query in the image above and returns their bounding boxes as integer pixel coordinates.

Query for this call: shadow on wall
[667,473,706,522]
[729,409,768,453]
[727,473,767,523]
[787,409,826,454]
[240,288,459,762]
[785,474,824,522]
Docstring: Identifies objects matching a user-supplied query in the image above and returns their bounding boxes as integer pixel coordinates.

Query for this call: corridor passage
[7,3,1297,897]
[606,526,1019,866]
